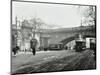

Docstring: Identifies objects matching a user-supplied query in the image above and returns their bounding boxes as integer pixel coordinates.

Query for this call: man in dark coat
[12,46,20,55]
[30,38,37,55]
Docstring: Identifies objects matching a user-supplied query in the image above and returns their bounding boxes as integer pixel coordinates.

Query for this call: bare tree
[30,17,44,38]
[76,6,96,26]
[82,6,96,26]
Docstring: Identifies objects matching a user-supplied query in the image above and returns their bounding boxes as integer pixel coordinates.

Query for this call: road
[12,50,96,75]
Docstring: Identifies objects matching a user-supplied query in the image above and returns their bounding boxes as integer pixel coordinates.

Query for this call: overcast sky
[12,1,91,28]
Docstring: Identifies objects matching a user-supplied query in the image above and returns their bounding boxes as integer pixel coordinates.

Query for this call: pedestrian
[66,46,68,50]
[12,46,20,55]
[30,38,37,55]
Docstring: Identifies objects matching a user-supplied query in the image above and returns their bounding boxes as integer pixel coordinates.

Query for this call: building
[12,17,96,51]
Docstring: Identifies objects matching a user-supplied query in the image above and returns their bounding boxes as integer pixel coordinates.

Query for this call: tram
[75,39,86,52]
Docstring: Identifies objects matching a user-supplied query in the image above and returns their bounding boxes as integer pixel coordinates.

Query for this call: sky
[12,1,92,28]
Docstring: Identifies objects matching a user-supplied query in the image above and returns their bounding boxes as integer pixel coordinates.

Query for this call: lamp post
[31,18,37,39]
[15,16,18,46]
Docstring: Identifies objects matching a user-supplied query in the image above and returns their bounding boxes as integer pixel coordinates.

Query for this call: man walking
[12,46,20,55]
[30,38,37,55]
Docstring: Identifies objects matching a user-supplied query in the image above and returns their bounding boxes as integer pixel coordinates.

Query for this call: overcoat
[30,38,37,49]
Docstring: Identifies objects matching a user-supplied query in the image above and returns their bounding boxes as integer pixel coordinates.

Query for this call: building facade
[12,17,96,51]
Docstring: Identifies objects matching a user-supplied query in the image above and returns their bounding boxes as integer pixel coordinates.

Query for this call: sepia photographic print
[11,0,96,75]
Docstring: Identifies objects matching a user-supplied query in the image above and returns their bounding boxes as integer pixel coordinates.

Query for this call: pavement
[11,50,96,75]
